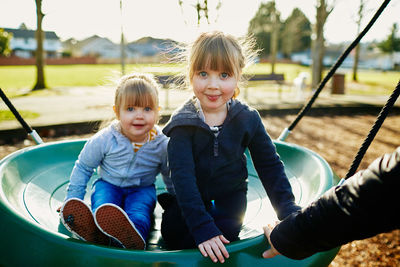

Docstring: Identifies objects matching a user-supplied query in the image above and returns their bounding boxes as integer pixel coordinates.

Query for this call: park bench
[244,73,285,83]
[156,73,284,86]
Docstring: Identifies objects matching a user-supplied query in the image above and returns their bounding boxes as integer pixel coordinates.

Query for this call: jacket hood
[163,97,248,136]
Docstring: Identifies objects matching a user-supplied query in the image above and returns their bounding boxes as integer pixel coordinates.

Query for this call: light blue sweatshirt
[66,121,173,200]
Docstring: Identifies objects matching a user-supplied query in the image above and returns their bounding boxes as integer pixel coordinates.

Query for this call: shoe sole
[95,204,145,250]
[60,198,111,246]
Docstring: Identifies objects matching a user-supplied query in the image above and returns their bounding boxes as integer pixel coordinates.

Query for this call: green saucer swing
[1,2,394,264]
[0,139,340,266]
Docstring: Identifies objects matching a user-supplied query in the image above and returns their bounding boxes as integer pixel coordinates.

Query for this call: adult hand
[262,224,281,258]
[198,235,230,263]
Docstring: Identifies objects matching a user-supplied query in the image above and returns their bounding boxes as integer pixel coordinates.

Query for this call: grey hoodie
[66,121,172,200]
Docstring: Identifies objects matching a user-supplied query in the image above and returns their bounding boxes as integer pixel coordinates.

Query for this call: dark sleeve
[168,127,222,245]
[270,147,400,260]
[248,113,301,220]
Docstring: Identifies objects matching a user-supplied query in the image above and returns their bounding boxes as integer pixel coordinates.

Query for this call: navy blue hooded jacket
[163,97,300,245]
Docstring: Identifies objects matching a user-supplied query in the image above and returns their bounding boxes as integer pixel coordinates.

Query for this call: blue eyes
[126,107,152,112]
[198,71,230,78]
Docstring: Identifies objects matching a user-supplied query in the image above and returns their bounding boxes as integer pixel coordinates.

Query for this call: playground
[1,106,399,266]
[1,0,399,264]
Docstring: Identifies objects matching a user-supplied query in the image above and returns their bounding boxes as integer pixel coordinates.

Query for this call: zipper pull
[209,125,221,157]
[213,138,218,157]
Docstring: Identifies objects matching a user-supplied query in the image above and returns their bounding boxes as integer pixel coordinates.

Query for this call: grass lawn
[0,110,39,121]
[0,63,398,97]
[349,70,399,89]
[0,64,184,97]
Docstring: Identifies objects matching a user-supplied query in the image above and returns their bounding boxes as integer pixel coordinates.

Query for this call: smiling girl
[60,73,172,250]
[159,31,300,263]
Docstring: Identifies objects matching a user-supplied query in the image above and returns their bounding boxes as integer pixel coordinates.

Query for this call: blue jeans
[91,179,156,240]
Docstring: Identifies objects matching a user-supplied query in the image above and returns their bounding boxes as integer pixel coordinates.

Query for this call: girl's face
[191,67,238,113]
[116,105,156,143]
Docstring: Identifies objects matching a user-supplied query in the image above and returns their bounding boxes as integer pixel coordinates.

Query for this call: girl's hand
[198,235,230,263]
[262,224,281,258]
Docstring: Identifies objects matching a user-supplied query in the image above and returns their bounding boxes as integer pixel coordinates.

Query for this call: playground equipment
[0,139,340,266]
[1,1,397,265]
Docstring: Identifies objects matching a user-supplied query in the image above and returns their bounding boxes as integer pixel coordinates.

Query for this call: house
[63,35,138,59]
[362,51,400,70]
[63,35,179,62]
[127,36,178,57]
[290,47,349,67]
[2,25,61,58]
[291,50,312,66]
[291,43,400,70]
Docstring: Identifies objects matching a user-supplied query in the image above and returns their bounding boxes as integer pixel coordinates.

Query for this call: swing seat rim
[0,139,340,266]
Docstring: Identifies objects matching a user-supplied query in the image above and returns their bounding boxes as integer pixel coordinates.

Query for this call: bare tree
[33,0,46,90]
[311,0,334,89]
[269,1,280,74]
[120,0,126,75]
[178,0,222,25]
[352,0,367,82]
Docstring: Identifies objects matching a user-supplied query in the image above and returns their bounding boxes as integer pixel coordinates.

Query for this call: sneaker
[60,198,113,246]
[95,203,146,250]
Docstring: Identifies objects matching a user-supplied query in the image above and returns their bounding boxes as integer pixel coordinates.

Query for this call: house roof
[2,27,59,40]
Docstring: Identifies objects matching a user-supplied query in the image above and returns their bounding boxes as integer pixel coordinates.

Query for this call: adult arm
[266,147,400,260]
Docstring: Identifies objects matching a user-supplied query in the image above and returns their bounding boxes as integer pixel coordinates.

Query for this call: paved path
[1,85,399,132]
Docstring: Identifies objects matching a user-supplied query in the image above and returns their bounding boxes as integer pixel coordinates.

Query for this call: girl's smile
[192,68,237,114]
[117,106,156,143]
[206,94,221,102]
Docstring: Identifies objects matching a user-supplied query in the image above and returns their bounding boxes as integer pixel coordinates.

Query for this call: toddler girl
[60,73,172,250]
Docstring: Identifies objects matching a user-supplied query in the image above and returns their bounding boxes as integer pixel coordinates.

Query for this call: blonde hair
[114,73,160,119]
[184,31,258,98]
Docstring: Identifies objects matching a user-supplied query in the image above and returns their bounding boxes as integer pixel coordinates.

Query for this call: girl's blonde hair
[114,73,160,119]
[185,31,258,98]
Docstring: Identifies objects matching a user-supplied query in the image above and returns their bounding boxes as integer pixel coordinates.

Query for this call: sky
[1,0,399,44]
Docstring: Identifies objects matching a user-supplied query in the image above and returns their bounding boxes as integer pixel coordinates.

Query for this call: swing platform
[0,140,340,266]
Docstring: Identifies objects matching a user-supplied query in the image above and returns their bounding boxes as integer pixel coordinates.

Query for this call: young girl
[60,73,173,250]
[160,31,301,263]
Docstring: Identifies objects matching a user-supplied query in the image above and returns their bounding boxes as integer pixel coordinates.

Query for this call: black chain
[345,80,400,179]
[287,0,391,131]
[0,88,33,134]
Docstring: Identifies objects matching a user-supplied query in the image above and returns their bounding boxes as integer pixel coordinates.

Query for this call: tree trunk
[352,44,360,81]
[311,0,331,89]
[352,0,365,82]
[270,3,279,74]
[33,0,46,90]
[120,0,126,76]
[311,27,324,89]
[283,22,294,58]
